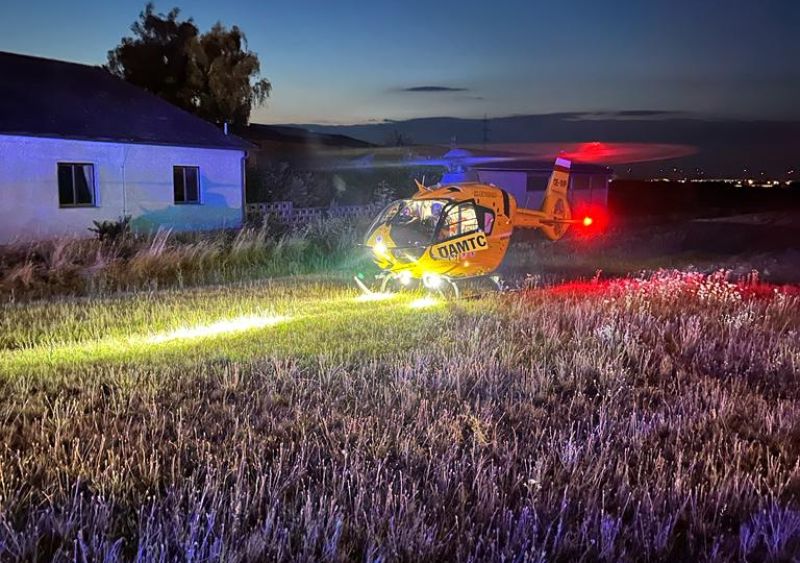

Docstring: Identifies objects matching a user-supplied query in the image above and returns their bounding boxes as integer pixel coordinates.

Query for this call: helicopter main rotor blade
[404,155,517,167]
[312,154,519,172]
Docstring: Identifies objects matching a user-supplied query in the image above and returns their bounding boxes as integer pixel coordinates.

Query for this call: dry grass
[505,212,800,285]
[0,217,371,301]
[0,271,798,561]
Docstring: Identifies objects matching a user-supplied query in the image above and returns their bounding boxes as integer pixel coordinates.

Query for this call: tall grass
[0,272,798,560]
[504,216,800,284]
[0,217,370,301]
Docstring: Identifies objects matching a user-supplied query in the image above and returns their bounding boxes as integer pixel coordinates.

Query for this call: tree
[107,3,271,125]
[193,24,272,125]
[385,128,413,147]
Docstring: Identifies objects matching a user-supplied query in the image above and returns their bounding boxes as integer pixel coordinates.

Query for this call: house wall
[569,173,609,210]
[476,170,527,205]
[0,134,245,243]
[477,169,610,211]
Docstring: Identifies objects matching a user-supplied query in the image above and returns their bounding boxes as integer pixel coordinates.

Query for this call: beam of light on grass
[409,296,440,309]
[146,314,289,344]
[354,292,396,302]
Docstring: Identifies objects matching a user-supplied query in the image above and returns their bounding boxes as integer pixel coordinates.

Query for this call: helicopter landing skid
[355,272,506,300]
[354,276,374,295]
[449,274,507,298]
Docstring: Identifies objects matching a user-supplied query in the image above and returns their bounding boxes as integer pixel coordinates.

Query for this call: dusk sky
[2,0,798,125]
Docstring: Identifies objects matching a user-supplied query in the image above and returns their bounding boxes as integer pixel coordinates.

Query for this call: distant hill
[240,124,374,149]
[279,112,800,178]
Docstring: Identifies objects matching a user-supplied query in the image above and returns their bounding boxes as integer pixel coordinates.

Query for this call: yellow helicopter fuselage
[366,183,512,279]
[363,158,579,287]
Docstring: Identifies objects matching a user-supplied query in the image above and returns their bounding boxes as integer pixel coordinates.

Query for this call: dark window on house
[173,166,200,204]
[572,175,591,190]
[526,174,549,192]
[58,163,95,207]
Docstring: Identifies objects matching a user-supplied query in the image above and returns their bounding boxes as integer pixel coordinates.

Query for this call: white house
[0,51,251,244]
[474,160,612,212]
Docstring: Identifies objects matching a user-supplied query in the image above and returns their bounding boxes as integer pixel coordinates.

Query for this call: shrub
[89,216,131,242]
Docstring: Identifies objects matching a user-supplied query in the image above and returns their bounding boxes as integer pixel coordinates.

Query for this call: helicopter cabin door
[428,201,505,275]
[436,202,480,240]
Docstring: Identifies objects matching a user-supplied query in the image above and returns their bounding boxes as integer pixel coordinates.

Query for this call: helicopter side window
[436,203,480,241]
[366,200,403,237]
[367,199,449,246]
[377,201,403,223]
[436,202,496,241]
[480,207,495,235]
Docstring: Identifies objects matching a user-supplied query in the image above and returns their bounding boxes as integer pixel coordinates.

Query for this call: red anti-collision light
[572,204,608,237]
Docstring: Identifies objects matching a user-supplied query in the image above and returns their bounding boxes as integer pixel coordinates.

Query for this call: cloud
[564,110,687,121]
[398,86,468,93]
[613,110,683,117]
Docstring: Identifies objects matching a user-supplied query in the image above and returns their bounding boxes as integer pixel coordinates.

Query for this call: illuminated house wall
[0,51,253,244]
[0,134,245,243]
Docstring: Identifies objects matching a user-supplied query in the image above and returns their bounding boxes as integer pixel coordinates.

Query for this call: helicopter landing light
[409,296,439,309]
[372,241,388,256]
[422,273,443,289]
[355,292,395,302]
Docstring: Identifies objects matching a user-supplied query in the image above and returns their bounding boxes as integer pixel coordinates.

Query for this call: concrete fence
[246,201,382,223]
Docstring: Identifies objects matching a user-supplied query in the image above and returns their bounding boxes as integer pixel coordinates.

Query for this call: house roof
[474,159,612,175]
[0,51,250,150]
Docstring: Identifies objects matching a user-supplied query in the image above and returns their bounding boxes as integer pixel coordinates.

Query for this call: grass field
[1,269,799,561]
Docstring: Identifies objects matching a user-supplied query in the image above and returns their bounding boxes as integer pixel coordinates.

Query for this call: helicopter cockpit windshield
[367,199,448,246]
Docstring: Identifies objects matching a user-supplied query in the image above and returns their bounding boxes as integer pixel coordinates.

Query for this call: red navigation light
[572,204,608,238]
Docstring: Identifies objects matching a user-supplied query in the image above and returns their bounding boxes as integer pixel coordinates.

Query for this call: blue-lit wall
[0,134,245,243]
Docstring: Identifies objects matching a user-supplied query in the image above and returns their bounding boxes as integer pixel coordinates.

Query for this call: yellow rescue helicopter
[357,157,596,297]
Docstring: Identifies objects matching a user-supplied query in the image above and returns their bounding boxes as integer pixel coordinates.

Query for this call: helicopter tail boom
[514,207,582,228]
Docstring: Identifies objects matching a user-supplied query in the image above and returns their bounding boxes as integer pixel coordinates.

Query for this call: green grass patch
[0,282,464,378]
